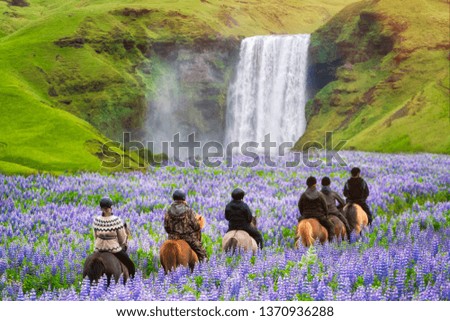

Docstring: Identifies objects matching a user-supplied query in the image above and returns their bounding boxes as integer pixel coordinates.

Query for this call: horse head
[196,214,206,229]
[251,216,258,228]
[123,222,131,237]
[195,214,206,241]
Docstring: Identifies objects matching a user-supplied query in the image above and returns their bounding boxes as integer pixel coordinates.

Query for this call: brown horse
[329,215,347,241]
[294,218,328,248]
[159,215,205,274]
[83,252,129,286]
[344,203,368,235]
[83,222,132,285]
[222,217,258,255]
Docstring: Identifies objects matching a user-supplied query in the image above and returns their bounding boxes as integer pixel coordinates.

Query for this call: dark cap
[306,176,317,187]
[100,197,113,209]
[172,189,186,201]
[231,188,245,200]
[321,176,331,186]
[351,167,361,176]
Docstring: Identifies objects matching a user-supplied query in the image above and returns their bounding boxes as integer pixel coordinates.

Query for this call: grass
[296,0,450,154]
[0,0,360,174]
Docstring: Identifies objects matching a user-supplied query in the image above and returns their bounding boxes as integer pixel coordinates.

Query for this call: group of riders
[91,167,373,278]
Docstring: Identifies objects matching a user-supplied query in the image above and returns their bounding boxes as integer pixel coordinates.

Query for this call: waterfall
[225,34,310,150]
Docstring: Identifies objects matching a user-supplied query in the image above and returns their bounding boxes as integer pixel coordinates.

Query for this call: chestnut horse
[159,215,205,274]
[83,223,132,286]
[222,217,258,255]
[294,218,328,248]
[344,203,368,235]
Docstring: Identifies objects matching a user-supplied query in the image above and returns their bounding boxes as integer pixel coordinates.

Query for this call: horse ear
[197,215,206,229]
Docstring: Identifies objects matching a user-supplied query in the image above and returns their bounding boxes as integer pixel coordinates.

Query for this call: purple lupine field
[0,152,449,301]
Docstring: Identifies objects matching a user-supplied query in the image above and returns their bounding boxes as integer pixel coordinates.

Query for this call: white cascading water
[225,34,310,149]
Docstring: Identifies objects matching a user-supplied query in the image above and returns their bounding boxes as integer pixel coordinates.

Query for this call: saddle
[229,229,256,243]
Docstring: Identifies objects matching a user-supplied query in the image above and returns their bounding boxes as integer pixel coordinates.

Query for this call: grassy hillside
[296,0,450,154]
[0,0,359,173]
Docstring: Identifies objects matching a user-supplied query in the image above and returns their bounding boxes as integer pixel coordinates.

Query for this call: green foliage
[296,0,450,154]
[194,275,204,288]
[352,275,365,292]
[0,0,359,174]
[202,234,216,257]
[295,293,314,301]
[269,260,296,281]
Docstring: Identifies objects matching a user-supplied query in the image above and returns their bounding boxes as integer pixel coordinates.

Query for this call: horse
[328,215,347,241]
[222,217,258,255]
[83,222,132,286]
[83,252,129,286]
[159,215,205,274]
[294,218,328,248]
[343,203,368,235]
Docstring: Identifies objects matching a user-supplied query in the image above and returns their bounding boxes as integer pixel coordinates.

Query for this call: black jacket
[298,187,328,218]
[343,177,369,202]
[321,186,345,215]
[225,200,253,230]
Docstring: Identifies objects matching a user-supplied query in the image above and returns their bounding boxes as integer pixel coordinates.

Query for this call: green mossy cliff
[296,0,449,153]
[0,0,359,173]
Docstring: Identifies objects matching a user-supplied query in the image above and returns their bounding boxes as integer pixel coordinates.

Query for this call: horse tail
[161,242,179,273]
[87,257,105,283]
[299,221,314,247]
[224,237,238,254]
[345,204,358,232]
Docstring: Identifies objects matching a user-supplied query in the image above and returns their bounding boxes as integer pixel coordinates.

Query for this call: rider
[321,176,352,239]
[298,176,335,241]
[164,190,207,262]
[343,167,373,225]
[225,188,264,249]
[93,197,136,278]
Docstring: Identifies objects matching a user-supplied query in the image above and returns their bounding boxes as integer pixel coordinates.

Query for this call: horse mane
[87,256,105,284]
[345,204,358,231]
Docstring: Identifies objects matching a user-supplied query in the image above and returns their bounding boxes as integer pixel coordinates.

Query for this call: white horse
[222,217,258,254]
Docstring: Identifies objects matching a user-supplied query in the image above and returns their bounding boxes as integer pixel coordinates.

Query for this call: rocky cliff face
[296,0,449,154]
[145,37,240,146]
[305,2,396,121]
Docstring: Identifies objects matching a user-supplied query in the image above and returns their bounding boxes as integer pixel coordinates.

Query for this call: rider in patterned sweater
[93,197,135,278]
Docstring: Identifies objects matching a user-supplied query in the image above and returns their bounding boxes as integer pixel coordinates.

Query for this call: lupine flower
[0,152,448,300]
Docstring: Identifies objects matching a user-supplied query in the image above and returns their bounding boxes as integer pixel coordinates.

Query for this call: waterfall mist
[146,66,181,155]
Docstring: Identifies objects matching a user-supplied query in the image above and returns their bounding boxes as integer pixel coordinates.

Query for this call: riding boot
[333,212,352,241]
[113,250,136,278]
[357,202,373,225]
[243,226,264,249]
[185,237,207,262]
[318,216,335,242]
